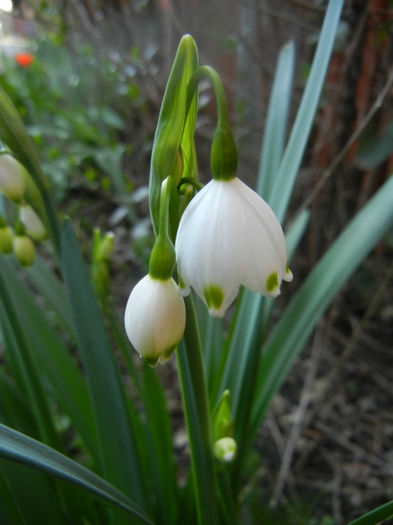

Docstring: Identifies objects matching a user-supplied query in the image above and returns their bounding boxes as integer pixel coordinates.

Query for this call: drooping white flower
[175,177,292,317]
[20,204,47,242]
[0,154,25,203]
[124,275,186,366]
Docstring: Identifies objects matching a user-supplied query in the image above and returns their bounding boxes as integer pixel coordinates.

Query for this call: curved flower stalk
[175,177,293,317]
[124,275,185,366]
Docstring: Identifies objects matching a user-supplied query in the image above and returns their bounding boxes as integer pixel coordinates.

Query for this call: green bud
[212,389,234,440]
[210,124,238,181]
[213,437,237,463]
[13,234,35,267]
[0,224,13,254]
[0,153,26,203]
[92,260,110,301]
[97,232,115,262]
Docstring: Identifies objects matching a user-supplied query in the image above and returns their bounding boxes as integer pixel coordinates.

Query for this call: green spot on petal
[286,264,290,273]
[204,284,224,310]
[178,272,186,289]
[160,345,176,364]
[144,355,159,367]
[266,272,279,292]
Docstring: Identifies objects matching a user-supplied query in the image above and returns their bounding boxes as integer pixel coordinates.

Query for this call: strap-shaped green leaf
[60,220,147,509]
[0,423,152,524]
[257,40,295,200]
[270,0,344,221]
[348,499,393,525]
[250,174,393,440]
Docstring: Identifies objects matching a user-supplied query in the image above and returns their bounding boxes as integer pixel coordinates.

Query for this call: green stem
[187,65,229,126]
[176,295,219,525]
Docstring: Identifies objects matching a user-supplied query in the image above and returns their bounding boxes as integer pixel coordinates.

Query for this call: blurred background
[0,1,392,523]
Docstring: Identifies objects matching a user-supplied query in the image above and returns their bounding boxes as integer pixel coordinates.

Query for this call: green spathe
[149,35,198,235]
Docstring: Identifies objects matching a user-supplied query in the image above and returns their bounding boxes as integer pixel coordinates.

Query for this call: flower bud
[20,204,47,242]
[0,221,13,254]
[97,231,115,262]
[0,153,26,203]
[124,275,185,366]
[213,437,237,463]
[13,234,35,267]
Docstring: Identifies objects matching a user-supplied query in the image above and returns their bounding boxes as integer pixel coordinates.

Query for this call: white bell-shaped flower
[124,275,186,366]
[175,177,292,317]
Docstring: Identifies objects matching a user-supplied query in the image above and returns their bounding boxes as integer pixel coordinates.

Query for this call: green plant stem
[176,295,219,525]
[187,66,229,125]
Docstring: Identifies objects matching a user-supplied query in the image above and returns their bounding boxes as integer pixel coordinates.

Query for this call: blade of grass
[0,423,152,524]
[60,220,147,508]
[250,174,393,441]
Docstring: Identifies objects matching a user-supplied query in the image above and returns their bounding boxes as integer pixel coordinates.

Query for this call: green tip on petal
[266,272,279,293]
[144,355,159,367]
[159,345,177,364]
[284,265,293,282]
[204,284,224,310]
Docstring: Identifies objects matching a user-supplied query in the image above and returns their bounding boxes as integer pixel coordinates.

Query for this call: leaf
[142,364,178,525]
[1,257,97,458]
[347,500,393,525]
[250,174,393,440]
[60,220,148,509]
[0,423,152,524]
[176,296,219,525]
[257,40,295,200]
[270,0,345,221]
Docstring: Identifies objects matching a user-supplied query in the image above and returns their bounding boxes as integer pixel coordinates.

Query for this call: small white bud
[0,154,26,203]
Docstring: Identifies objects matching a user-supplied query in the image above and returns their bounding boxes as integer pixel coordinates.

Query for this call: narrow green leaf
[257,40,295,200]
[142,364,178,525]
[60,220,147,508]
[0,257,97,458]
[176,296,218,525]
[25,255,74,333]
[0,423,152,524]
[348,500,393,525]
[0,259,61,450]
[270,0,344,221]
[250,174,393,440]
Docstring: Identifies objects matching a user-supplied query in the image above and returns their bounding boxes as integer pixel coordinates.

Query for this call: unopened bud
[13,234,35,267]
[0,153,26,203]
[213,437,237,463]
[20,204,47,242]
[97,232,115,262]
[0,219,13,254]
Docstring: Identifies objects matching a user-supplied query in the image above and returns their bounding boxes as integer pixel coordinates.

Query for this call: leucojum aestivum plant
[0,1,393,523]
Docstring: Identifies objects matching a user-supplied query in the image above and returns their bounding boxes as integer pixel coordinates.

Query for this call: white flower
[20,205,47,241]
[124,275,186,366]
[175,177,293,317]
[0,154,25,203]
